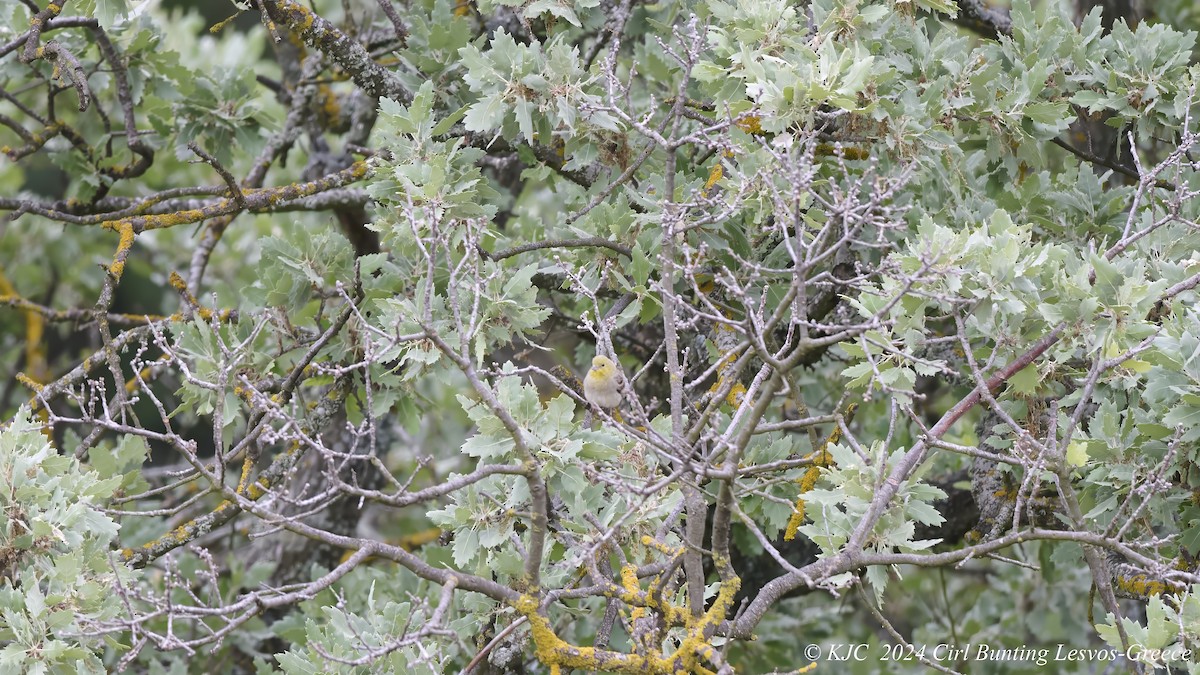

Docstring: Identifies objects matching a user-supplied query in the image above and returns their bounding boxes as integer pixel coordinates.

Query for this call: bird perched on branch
[584,355,623,411]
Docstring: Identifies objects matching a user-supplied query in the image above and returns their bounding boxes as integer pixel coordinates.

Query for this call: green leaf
[95,0,129,28]
[1065,441,1089,467]
[1007,363,1041,396]
[432,103,470,137]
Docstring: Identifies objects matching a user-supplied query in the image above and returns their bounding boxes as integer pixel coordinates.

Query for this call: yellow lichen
[702,162,723,195]
[209,11,241,34]
[104,221,136,279]
[620,564,640,594]
[735,115,764,135]
[784,404,856,541]
[641,535,685,558]
[235,456,256,494]
[815,143,869,160]
[1114,573,1167,598]
[725,382,747,407]
[16,372,44,392]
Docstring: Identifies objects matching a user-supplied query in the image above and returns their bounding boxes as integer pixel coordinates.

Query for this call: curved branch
[485,237,632,262]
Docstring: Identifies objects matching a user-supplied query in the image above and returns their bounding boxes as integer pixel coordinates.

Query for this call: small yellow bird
[584,355,623,410]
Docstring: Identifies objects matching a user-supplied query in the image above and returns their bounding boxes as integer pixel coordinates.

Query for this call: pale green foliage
[460,30,618,143]
[57,0,128,29]
[252,233,356,311]
[1072,21,1197,132]
[841,211,1092,400]
[727,432,808,537]
[0,411,131,674]
[171,318,259,423]
[172,66,270,165]
[428,366,630,573]
[1097,593,1200,670]
[799,442,945,602]
[371,83,496,223]
[275,569,452,675]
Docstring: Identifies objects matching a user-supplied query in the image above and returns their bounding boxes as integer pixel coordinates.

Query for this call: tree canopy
[3,0,1200,672]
